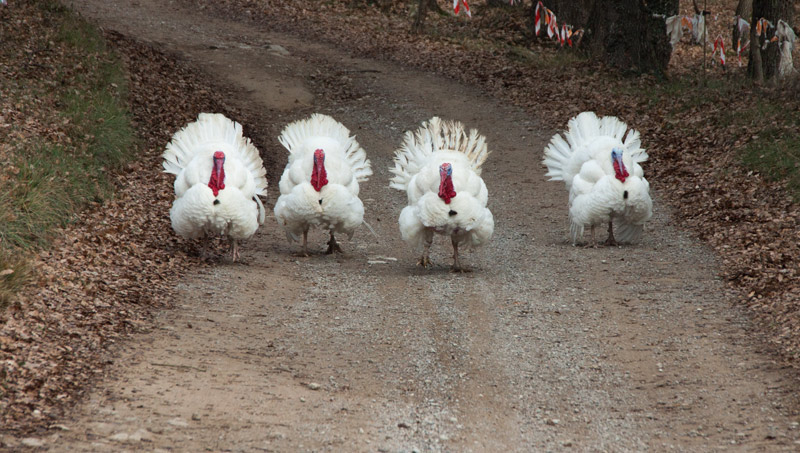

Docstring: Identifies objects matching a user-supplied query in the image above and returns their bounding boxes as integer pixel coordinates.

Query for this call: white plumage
[390,117,494,271]
[543,111,652,246]
[273,113,372,255]
[163,113,268,261]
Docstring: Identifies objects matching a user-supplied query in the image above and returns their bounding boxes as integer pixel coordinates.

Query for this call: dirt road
[26,0,800,450]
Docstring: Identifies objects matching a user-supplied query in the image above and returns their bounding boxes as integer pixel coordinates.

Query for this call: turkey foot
[191,242,209,260]
[583,225,599,248]
[229,239,241,262]
[325,232,343,255]
[417,229,434,268]
[603,221,618,247]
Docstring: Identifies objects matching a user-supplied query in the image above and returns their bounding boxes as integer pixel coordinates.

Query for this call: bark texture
[733,0,753,50]
[584,0,672,75]
[749,0,794,82]
[546,0,592,28]
[647,0,680,15]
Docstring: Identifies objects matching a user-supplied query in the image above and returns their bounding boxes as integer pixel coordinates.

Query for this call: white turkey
[273,113,372,255]
[390,117,494,272]
[163,113,267,261]
[543,111,652,246]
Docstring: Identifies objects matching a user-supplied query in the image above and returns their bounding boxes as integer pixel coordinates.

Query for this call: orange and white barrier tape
[453,0,471,18]
[713,36,726,66]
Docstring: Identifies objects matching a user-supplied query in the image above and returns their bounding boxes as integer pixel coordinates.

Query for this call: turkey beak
[613,152,624,170]
[612,150,628,183]
[213,156,225,174]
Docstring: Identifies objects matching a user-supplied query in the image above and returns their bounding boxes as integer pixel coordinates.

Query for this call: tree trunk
[733,0,753,50]
[544,0,677,30]
[547,0,592,28]
[749,0,794,82]
[647,0,679,15]
[750,22,764,83]
[584,0,672,76]
[412,0,429,34]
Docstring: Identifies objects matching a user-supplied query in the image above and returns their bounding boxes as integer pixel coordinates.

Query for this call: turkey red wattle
[438,163,456,204]
[611,148,629,183]
[208,151,226,196]
[311,148,328,192]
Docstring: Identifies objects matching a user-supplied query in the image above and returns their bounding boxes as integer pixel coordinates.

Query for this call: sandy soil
[10,0,799,451]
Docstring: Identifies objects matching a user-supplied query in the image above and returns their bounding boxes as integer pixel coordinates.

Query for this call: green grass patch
[620,71,800,200]
[0,253,32,310]
[0,1,136,310]
[1,143,94,249]
[740,129,800,201]
[623,74,741,111]
[507,45,585,68]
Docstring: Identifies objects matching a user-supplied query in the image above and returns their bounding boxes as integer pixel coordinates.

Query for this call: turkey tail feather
[542,133,573,183]
[254,195,266,226]
[543,111,646,187]
[278,113,372,182]
[616,222,645,244]
[163,113,268,196]
[390,116,489,191]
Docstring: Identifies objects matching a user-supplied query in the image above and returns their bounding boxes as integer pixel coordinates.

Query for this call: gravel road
[29,0,800,450]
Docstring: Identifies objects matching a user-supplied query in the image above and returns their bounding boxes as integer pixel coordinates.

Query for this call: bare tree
[545,0,592,28]
[648,0,679,15]
[412,0,444,34]
[584,0,672,76]
[748,0,794,83]
[532,0,671,75]
[733,0,753,49]
[546,0,677,27]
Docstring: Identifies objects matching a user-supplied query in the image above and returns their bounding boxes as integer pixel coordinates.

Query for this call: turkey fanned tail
[278,113,372,183]
[163,113,267,198]
[390,116,489,191]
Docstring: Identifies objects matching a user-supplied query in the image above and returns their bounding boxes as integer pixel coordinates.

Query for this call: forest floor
[1,0,800,451]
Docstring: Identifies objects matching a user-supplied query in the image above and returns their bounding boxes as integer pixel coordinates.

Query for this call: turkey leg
[326,231,344,254]
[417,228,434,268]
[451,236,471,273]
[296,228,310,257]
[604,220,618,246]
[229,238,240,262]
[585,225,598,248]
